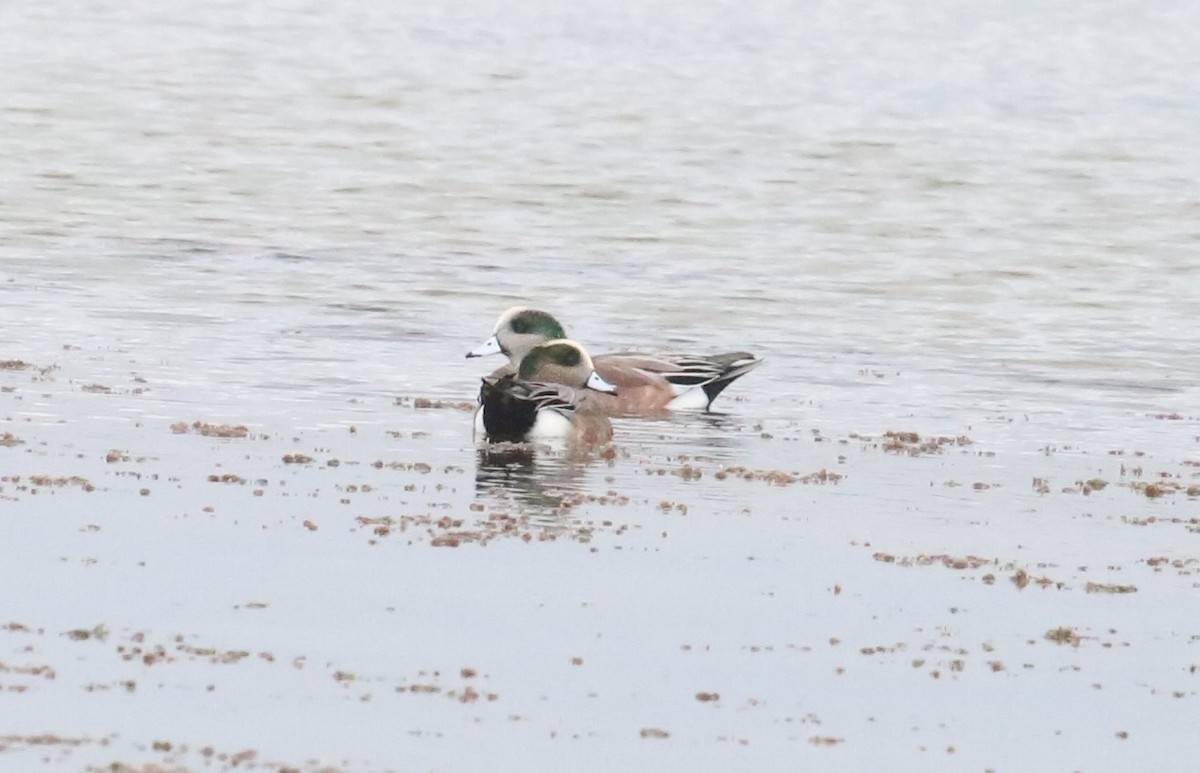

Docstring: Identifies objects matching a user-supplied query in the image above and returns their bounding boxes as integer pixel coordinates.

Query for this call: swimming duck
[475,339,616,445]
[467,306,762,414]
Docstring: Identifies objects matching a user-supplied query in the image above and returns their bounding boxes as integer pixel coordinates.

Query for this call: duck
[475,339,617,445]
[467,306,762,414]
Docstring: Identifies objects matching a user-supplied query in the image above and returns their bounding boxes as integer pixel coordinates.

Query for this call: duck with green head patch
[466,306,566,363]
[467,307,763,414]
[475,339,616,446]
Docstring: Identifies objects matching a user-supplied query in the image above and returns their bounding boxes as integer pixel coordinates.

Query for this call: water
[2,1,1199,770]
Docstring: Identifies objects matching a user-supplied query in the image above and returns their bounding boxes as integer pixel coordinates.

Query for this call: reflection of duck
[474,340,616,445]
[473,444,594,514]
[467,306,762,413]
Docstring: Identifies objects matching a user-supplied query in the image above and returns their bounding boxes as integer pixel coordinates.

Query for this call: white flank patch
[472,406,486,440]
[526,409,574,439]
[665,387,710,410]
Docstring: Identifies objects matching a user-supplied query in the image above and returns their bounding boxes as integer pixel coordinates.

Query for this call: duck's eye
[509,311,565,338]
[553,345,581,367]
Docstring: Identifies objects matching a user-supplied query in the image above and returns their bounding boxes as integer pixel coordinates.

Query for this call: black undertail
[662,352,762,406]
[701,375,738,403]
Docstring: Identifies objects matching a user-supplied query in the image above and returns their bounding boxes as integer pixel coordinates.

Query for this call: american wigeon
[467,307,763,414]
[474,339,617,445]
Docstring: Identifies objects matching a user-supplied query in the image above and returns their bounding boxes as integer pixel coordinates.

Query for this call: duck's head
[518,339,616,394]
[466,306,568,365]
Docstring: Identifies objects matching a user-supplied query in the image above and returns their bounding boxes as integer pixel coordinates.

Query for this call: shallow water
[3,1,1200,770]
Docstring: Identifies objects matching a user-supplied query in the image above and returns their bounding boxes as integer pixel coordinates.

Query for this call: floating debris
[1085,582,1137,594]
[809,736,844,746]
[1044,627,1079,645]
[396,396,475,411]
[171,421,250,438]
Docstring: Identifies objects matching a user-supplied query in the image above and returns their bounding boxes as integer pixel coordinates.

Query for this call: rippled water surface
[3,1,1200,770]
